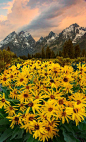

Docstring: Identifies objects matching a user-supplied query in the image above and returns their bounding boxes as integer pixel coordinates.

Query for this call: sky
[0,0,86,41]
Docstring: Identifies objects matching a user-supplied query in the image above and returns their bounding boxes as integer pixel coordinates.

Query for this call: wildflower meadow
[0,59,86,142]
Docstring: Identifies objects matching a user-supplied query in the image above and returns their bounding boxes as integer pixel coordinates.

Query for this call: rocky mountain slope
[0,23,86,56]
[0,31,36,56]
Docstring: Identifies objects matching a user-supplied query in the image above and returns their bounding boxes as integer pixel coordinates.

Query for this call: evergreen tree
[50,50,55,58]
[56,51,59,57]
[62,39,74,58]
[19,55,28,60]
[28,53,31,59]
[62,41,69,58]
[7,46,10,51]
[59,51,62,57]
[46,47,51,59]
[41,47,45,59]
[81,49,85,57]
[74,44,81,58]
[34,53,41,58]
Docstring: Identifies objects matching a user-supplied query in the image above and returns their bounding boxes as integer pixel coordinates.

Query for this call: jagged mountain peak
[49,31,55,36]
[0,23,86,57]
[0,31,17,45]
[18,30,31,38]
[70,23,79,27]
[4,31,16,39]
[37,36,44,42]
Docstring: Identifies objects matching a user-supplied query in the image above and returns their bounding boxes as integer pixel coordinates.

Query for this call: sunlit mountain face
[0,23,86,57]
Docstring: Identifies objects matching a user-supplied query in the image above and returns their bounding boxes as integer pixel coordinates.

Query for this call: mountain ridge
[0,23,86,56]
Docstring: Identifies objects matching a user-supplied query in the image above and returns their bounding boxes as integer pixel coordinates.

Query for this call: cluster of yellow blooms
[0,60,86,142]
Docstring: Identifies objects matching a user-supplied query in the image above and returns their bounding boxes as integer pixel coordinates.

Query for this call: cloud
[21,0,81,32]
[0,0,86,42]
[0,15,7,21]
[0,0,39,41]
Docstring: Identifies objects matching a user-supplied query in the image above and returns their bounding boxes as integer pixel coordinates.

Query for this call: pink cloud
[0,15,7,21]
[0,0,39,41]
[57,1,86,31]
[0,0,86,41]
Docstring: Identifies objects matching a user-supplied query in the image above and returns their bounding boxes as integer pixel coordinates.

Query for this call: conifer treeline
[1,40,86,60]
[26,39,86,59]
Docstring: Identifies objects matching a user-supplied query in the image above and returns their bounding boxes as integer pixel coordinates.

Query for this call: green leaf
[6,138,23,142]
[0,112,4,118]
[0,128,12,142]
[10,126,24,140]
[0,126,7,133]
[63,123,75,135]
[26,134,35,142]
[63,129,80,142]
[53,135,65,142]
[0,118,10,125]
[15,129,24,139]
[23,132,30,142]
[78,122,86,131]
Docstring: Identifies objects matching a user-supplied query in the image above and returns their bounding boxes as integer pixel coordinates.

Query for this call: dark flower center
[20,104,24,107]
[45,73,48,76]
[14,91,17,94]
[40,82,43,85]
[80,69,83,71]
[1,99,5,103]
[35,96,39,99]
[24,94,28,98]
[28,102,33,107]
[54,71,57,73]
[63,77,68,82]
[45,127,50,131]
[35,124,39,130]
[20,78,24,82]
[62,112,66,116]
[10,75,13,78]
[29,117,34,121]
[3,77,7,81]
[14,117,19,121]
[22,114,25,118]
[59,99,63,105]
[9,106,13,110]
[50,95,55,99]
[26,86,29,89]
[48,107,53,112]
[50,79,54,83]
[77,100,81,105]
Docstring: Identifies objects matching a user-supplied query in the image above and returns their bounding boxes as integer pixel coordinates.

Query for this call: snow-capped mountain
[34,23,86,53]
[0,31,36,56]
[37,31,58,44]
[0,23,86,56]
[60,23,86,43]
[0,31,17,47]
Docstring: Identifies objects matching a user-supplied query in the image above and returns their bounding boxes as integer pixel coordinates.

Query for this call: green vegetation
[19,39,86,60]
[0,48,24,73]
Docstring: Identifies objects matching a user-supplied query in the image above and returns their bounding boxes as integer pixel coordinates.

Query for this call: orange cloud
[2,0,15,14]
[0,0,39,41]
[0,0,86,42]
[0,15,7,21]
[52,0,86,34]
[7,1,39,26]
